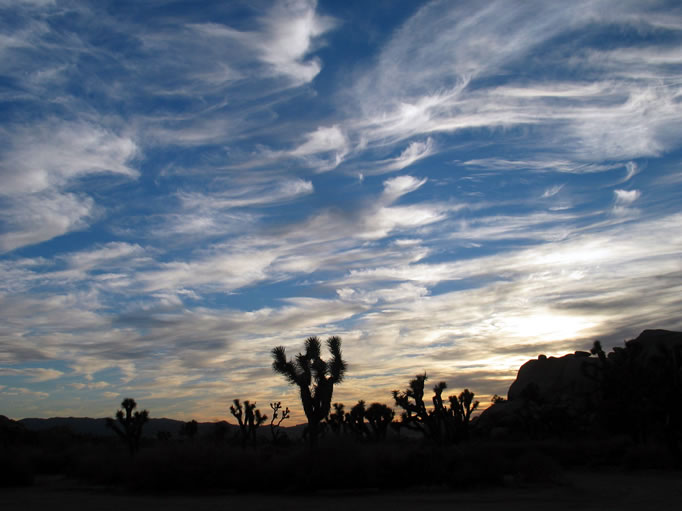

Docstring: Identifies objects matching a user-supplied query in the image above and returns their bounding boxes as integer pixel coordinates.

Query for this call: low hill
[17,417,238,439]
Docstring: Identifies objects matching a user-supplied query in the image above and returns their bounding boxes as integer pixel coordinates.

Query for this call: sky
[1,0,682,422]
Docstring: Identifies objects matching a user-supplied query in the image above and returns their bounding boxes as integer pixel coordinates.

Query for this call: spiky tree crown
[271,336,347,388]
[106,397,149,455]
[271,336,347,441]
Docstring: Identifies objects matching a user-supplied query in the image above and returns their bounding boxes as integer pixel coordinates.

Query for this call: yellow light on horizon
[498,312,598,343]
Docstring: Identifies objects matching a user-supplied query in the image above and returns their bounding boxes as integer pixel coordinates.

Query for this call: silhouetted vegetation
[587,335,682,454]
[178,419,198,441]
[3,329,682,494]
[271,336,347,445]
[105,398,149,455]
[366,402,395,441]
[325,402,346,435]
[230,399,267,447]
[393,374,479,443]
[269,401,290,444]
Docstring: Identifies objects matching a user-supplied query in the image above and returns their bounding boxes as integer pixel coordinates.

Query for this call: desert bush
[513,450,563,484]
[622,443,676,470]
[0,446,34,487]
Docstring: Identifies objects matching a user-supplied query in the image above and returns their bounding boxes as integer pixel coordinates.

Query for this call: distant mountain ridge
[17,417,236,438]
[16,416,307,439]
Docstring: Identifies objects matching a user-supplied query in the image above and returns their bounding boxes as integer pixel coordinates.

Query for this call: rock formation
[477,329,682,441]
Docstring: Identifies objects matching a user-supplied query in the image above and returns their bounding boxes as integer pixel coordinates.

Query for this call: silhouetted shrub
[448,445,507,489]
[178,420,198,441]
[0,447,34,487]
[514,450,562,484]
[622,444,676,470]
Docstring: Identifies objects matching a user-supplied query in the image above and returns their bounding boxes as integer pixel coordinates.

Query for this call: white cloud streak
[341,0,682,169]
[0,121,139,252]
[0,367,63,382]
[186,0,334,86]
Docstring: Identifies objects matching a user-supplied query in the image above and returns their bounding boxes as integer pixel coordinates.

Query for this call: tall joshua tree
[272,336,347,445]
[106,398,149,455]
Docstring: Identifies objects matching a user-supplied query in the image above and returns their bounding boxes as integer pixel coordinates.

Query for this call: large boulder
[508,351,600,402]
[478,329,682,439]
[610,329,682,365]
[508,329,682,403]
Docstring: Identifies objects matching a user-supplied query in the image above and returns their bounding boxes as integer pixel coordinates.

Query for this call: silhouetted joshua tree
[346,400,369,440]
[394,374,479,443]
[269,401,290,444]
[106,398,149,455]
[179,419,198,441]
[449,388,480,441]
[230,399,267,447]
[365,402,394,441]
[325,402,347,436]
[393,374,438,439]
[272,336,347,446]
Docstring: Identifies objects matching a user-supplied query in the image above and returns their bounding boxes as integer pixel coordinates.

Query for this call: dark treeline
[2,329,682,493]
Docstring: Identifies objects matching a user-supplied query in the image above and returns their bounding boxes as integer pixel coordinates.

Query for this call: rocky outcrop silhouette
[508,329,682,402]
[478,329,682,442]
[508,350,599,402]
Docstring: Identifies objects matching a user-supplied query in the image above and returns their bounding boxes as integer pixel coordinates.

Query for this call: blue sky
[1,0,682,421]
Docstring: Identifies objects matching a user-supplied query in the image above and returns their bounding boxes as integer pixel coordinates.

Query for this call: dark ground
[2,470,681,511]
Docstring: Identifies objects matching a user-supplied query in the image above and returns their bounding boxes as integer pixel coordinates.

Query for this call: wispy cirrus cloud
[612,188,641,216]
[288,125,349,170]
[0,121,138,195]
[341,0,682,171]
[542,185,564,198]
[187,0,334,86]
[371,138,436,174]
[0,192,96,253]
[458,159,623,174]
[0,386,48,399]
[0,120,139,252]
[1,0,682,421]
[0,367,63,382]
[178,178,314,211]
[136,174,439,293]
[63,242,146,272]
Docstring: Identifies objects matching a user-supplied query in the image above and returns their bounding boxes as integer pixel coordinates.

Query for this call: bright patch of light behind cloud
[1,0,681,421]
